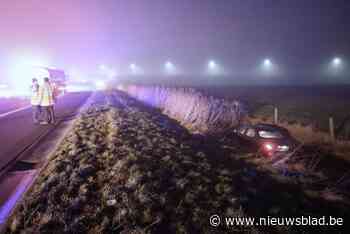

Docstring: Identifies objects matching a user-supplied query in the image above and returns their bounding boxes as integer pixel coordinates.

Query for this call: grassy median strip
[5,91,349,234]
[5,93,255,234]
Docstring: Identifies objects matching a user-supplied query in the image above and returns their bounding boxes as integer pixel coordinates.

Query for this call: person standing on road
[39,77,56,125]
[30,78,41,124]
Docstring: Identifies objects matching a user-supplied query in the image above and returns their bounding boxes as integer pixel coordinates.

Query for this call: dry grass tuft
[120,85,245,134]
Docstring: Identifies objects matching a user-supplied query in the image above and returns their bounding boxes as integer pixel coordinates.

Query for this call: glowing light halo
[7,53,51,96]
[208,60,217,69]
[332,57,342,67]
[263,58,272,67]
[164,61,177,75]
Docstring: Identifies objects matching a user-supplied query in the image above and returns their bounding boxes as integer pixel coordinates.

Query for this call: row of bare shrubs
[118,85,246,134]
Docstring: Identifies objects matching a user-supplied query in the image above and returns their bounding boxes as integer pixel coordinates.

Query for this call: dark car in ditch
[234,123,299,158]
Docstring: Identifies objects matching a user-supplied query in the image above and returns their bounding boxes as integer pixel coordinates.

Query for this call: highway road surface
[0,92,91,172]
[0,98,28,115]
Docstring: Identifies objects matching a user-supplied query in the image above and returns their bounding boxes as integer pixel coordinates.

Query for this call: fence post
[274,107,278,124]
[329,117,335,143]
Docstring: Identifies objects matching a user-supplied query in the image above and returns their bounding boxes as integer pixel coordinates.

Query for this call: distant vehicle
[234,123,298,158]
[33,67,67,95]
[46,68,67,95]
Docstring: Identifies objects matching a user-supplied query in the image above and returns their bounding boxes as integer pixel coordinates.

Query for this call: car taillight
[262,143,276,157]
[264,143,275,151]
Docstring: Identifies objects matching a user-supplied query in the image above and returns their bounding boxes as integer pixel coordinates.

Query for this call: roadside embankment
[118,85,246,134]
[4,91,349,234]
[5,91,257,233]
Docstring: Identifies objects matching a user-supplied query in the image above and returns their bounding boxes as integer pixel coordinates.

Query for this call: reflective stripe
[39,84,55,106]
[31,84,40,105]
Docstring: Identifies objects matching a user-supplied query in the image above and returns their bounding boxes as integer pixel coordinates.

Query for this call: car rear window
[246,128,256,137]
[258,130,283,139]
[238,126,247,135]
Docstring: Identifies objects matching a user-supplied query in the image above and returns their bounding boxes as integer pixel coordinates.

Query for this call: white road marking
[0,93,72,119]
[0,105,31,119]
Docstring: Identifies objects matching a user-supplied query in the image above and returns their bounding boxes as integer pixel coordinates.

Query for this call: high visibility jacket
[39,83,55,106]
[30,84,40,106]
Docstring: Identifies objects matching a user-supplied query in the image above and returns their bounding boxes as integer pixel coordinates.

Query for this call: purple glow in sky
[0,0,349,83]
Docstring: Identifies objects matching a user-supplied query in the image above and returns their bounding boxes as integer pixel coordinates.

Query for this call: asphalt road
[0,92,91,172]
[0,98,28,115]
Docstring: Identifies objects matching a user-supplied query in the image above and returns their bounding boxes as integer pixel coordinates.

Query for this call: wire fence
[267,106,350,143]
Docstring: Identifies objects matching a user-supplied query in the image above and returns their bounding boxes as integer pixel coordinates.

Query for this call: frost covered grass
[5,92,255,234]
[121,85,245,134]
[5,91,349,234]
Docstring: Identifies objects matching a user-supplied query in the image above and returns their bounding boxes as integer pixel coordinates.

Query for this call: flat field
[198,85,350,137]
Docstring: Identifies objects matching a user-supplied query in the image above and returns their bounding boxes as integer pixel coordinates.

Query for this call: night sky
[0,0,349,80]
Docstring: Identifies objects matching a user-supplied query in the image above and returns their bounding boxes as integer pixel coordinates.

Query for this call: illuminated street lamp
[164,61,176,75]
[332,57,342,67]
[129,63,143,75]
[207,60,224,76]
[98,64,117,79]
[263,59,272,68]
[208,60,217,70]
[328,57,345,76]
[165,61,174,70]
[259,58,279,77]
[130,63,137,71]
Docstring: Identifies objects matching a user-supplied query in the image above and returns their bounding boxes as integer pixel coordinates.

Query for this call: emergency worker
[30,78,41,124]
[39,77,56,124]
